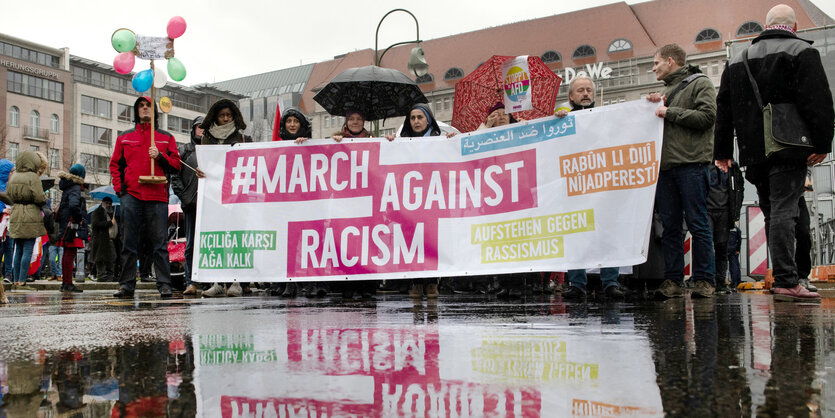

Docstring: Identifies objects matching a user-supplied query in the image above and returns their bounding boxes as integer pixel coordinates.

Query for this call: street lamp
[374,9,429,77]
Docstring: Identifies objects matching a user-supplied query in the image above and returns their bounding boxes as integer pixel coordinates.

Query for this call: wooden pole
[138,60,166,184]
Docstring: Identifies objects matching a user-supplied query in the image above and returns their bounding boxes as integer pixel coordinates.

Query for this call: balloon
[167,57,186,82]
[111,29,136,53]
[132,69,153,93]
[113,52,135,74]
[153,68,167,88]
[167,16,187,39]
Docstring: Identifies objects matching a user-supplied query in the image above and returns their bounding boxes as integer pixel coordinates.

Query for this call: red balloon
[113,52,135,74]
[167,16,187,39]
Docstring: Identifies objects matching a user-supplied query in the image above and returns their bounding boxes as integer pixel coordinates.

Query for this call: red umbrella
[452,55,562,133]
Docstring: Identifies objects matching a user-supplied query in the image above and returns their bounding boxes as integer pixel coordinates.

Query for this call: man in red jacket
[109,96,181,298]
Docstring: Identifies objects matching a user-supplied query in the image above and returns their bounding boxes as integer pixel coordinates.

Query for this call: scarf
[209,122,236,140]
[766,24,796,34]
[340,125,370,138]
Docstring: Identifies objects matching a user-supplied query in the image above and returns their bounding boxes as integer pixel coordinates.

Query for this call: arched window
[50,114,59,133]
[443,68,464,81]
[541,50,561,63]
[608,39,633,53]
[8,106,19,127]
[416,73,434,84]
[695,28,721,43]
[572,45,596,59]
[30,110,40,130]
[737,21,763,37]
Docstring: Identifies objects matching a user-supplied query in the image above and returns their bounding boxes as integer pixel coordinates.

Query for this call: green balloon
[167,57,187,82]
[111,29,136,53]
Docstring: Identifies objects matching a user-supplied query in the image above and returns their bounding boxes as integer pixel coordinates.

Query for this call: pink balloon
[113,52,135,74]
[167,16,187,39]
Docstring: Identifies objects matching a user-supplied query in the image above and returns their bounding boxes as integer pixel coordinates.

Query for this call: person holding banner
[199,99,249,298]
[277,107,312,143]
[477,102,517,131]
[556,76,626,301]
[6,151,47,291]
[331,109,371,142]
[171,116,205,296]
[646,44,717,299]
[110,97,181,299]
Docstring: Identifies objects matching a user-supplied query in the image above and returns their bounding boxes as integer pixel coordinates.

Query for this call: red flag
[271,101,282,141]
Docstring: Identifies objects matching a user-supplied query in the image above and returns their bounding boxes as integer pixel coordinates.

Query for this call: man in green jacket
[646,44,717,299]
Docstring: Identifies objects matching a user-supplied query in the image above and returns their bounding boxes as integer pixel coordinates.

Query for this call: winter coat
[707,162,744,223]
[90,204,116,264]
[42,202,57,244]
[0,159,13,212]
[6,151,46,239]
[57,171,88,245]
[659,65,716,171]
[109,97,181,202]
[201,129,249,146]
[715,29,834,167]
[171,124,201,211]
[277,107,312,141]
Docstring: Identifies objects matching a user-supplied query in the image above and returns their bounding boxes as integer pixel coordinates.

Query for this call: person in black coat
[57,164,88,292]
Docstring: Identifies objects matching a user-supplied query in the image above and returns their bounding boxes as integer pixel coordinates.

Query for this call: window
[443,97,450,111]
[6,71,63,102]
[415,73,434,84]
[49,149,60,169]
[80,124,111,147]
[541,50,561,63]
[608,39,633,53]
[50,114,59,133]
[737,21,763,37]
[695,28,721,43]
[443,68,464,81]
[80,95,112,119]
[30,110,39,131]
[167,115,191,134]
[572,45,596,59]
[8,106,19,127]
[324,116,330,129]
[7,143,18,161]
[80,153,110,173]
[0,41,60,68]
[117,103,132,123]
[29,145,39,152]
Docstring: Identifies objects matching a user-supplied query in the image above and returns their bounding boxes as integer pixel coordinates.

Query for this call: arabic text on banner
[193,100,663,282]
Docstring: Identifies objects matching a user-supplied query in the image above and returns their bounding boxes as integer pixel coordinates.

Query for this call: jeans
[656,164,715,285]
[566,267,620,291]
[118,194,170,291]
[2,237,14,279]
[708,210,730,286]
[796,197,812,280]
[745,162,806,288]
[183,205,196,287]
[48,244,63,277]
[12,238,35,284]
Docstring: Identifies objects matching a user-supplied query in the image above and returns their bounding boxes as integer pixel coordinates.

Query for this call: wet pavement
[0,289,832,417]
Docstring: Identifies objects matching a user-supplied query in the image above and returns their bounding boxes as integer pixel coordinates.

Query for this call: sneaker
[408,283,424,299]
[799,278,818,293]
[13,283,36,291]
[61,283,83,293]
[425,283,439,298]
[280,283,297,298]
[182,284,198,295]
[113,288,134,299]
[227,283,242,297]
[202,283,226,298]
[139,276,156,283]
[562,285,586,301]
[604,285,626,300]
[773,285,821,302]
[268,283,284,297]
[691,281,715,298]
[654,280,684,300]
[2,277,11,284]
[159,285,173,298]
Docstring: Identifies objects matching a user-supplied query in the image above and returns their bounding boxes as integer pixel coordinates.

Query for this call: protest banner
[193,100,663,283]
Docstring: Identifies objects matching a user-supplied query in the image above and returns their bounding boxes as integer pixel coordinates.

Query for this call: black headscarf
[278,107,312,141]
[399,103,441,137]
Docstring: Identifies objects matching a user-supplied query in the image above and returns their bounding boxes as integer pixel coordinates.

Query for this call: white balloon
[153,68,168,88]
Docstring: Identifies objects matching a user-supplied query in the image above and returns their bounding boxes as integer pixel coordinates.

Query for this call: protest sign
[501,55,533,113]
[193,100,663,283]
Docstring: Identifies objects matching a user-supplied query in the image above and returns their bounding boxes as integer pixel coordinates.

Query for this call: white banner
[193,100,663,283]
[501,55,533,113]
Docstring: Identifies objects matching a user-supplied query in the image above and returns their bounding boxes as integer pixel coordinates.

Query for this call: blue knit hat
[69,163,86,179]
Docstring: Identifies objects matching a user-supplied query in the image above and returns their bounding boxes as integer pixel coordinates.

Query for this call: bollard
[75,247,85,281]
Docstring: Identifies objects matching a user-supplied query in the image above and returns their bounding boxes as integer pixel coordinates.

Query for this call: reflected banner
[193,100,663,282]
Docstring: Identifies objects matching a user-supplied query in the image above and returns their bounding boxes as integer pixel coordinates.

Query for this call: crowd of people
[0,4,830,304]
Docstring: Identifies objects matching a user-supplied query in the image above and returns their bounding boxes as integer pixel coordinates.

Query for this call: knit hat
[488,101,505,115]
[69,164,86,179]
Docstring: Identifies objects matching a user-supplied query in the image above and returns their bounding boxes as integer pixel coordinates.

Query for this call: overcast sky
[3,0,834,86]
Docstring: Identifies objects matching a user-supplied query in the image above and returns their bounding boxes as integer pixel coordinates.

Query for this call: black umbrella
[313,65,428,121]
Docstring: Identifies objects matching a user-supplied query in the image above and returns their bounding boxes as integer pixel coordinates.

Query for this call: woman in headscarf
[331,109,370,142]
[199,99,250,298]
[277,107,312,143]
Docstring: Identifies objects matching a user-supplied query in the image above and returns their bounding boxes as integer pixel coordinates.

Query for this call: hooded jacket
[57,171,88,243]
[278,107,312,141]
[109,97,181,202]
[171,116,203,211]
[715,29,834,166]
[659,65,716,171]
[0,159,14,213]
[398,103,442,137]
[6,151,46,239]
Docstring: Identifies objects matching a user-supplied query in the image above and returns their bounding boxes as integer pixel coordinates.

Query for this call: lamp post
[373,8,429,136]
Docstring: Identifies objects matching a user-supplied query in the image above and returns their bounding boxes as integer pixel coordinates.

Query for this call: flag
[27,234,49,276]
[271,100,282,141]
